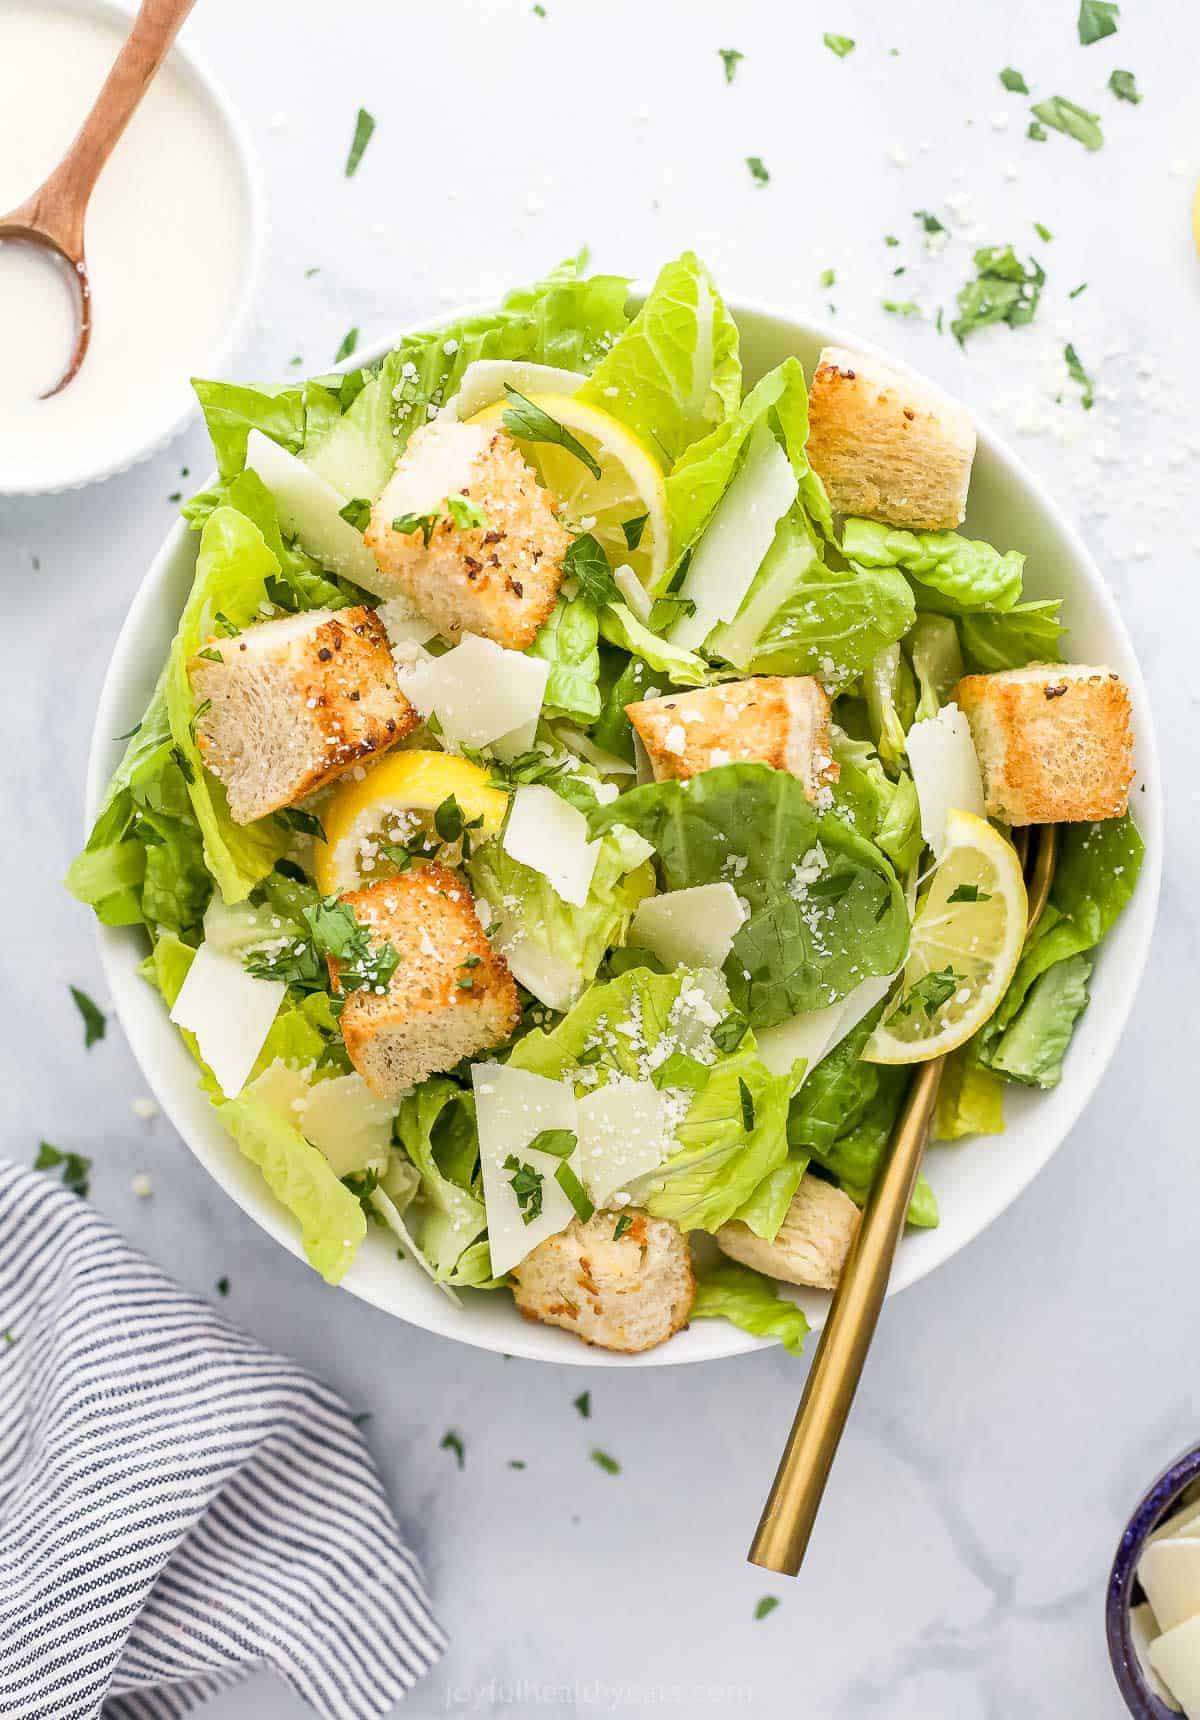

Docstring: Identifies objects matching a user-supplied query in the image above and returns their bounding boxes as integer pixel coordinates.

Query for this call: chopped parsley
[1069,281,1088,299]
[755,1596,781,1620]
[1027,120,1048,141]
[590,1448,621,1475]
[555,1161,594,1224]
[338,497,372,531]
[216,1276,230,1296]
[444,492,489,531]
[505,1154,545,1224]
[392,510,438,547]
[533,2,545,12]
[344,107,376,177]
[951,245,1045,344]
[35,1142,91,1198]
[882,300,920,316]
[196,645,223,664]
[214,611,241,637]
[509,1458,527,1468]
[304,266,321,279]
[914,209,945,234]
[1064,342,1096,409]
[440,1428,465,1469]
[612,1214,633,1241]
[69,986,106,1049]
[947,883,991,904]
[899,966,962,1020]
[712,1011,749,1054]
[718,47,744,84]
[1000,67,1029,94]
[746,155,770,186]
[738,1077,756,1133]
[245,894,399,997]
[334,326,360,363]
[651,1051,709,1092]
[564,531,620,607]
[884,234,900,247]
[527,1128,577,1159]
[275,805,327,844]
[1030,96,1104,151]
[1033,222,1053,242]
[350,1411,372,1427]
[621,514,648,551]
[819,267,836,288]
[573,1391,591,1419]
[1077,0,1119,45]
[503,386,601,478]
[823,32,855,57]
[1108,68,1141,103]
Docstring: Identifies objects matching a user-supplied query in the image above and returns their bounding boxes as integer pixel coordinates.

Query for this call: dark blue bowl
[1107,1444,1200,1715]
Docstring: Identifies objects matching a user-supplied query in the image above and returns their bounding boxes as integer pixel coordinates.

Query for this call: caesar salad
[69,253,1143,1355]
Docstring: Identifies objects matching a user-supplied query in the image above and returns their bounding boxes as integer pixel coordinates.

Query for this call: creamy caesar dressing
[0,3,254,490]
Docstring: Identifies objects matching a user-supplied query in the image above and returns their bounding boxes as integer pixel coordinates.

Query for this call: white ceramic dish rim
[86,291,1162,1367]
[0,0,265,497]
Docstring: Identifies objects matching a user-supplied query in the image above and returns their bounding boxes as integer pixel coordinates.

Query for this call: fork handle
[747,1057,943,1575]
[16,0,199,255]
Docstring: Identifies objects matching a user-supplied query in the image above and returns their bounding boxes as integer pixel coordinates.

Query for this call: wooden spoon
[0,0,199,397]
[747,823,1059,1576]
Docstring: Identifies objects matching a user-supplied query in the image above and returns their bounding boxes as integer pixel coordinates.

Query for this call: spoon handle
[746,1056,942,1576]
[17,0,199,255]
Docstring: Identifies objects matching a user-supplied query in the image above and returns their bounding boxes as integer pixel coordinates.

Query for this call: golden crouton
[625,676,838,802]
[716,1176,861,1292]
[953,663,1135,825]
[190,607,417,825]
[333,864,520,1101]
[511,1209,695,1353]
[807,344,976,530]
[365,419,570,650]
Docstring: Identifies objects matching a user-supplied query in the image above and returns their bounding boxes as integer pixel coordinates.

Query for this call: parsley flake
[444,492,489,531]
[947,883,992,903]
[35,1142,91,1198]
[823,32,855,57]
[590,1448,621,1475]
[1108,68,1141,103]
[1064,342,1096,409]
[755,1596,780,1620]
[1033,222,1053,242]
[738,1077,756,1133]
[69,986,106,1049]
[216,1276,230,1297]
[527,1128,578,1159]
[1078,0,1119,45]
[338,497,372,531]
[573,1391,591,1419]
[1069,281,1088,298]
[1028,120,1048,141]
[899,966,962,1020]
[819,267,836,288]
[914,209,946,234]
[564,531,620,608]
[719,47,744,84]
[392,510,439,547]
[509,1458,527,1468]
[746,155,770,186]
[276,805,327,844]
[503,386,601,478]
[951,245,1045,344]
[1000,67,1029,94]
[440,1428,465,1469]
[621,513,648,551]
[334,327,360,363]
[882,300,920,316]
[612,1214,633,1241]
[345,107,376,177]
[505,1155,545,1224]
[555,1161,594,1223]
[1030,96,1104,151]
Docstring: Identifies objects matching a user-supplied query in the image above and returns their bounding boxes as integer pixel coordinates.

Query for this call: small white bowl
[0,0,263,496]
[86,296,1161,1366]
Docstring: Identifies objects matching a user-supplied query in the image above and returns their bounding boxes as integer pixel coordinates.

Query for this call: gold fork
[747,824,1058,1576]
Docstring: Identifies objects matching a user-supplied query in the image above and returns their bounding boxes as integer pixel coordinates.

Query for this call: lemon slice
[313,751,508,896]
[863,809,1028,1065]
[467,393,669,591]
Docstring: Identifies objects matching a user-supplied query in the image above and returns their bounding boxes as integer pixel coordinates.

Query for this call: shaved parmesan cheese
[503,784,600,906]
[630,883,747,971]
[906,703,985,860]
[299,1074,395,1178]
[668,420,798,651]
[398,632,549,753]
[1141,1541,1200,1636]
[251,1058,311,1121]
[170,943,285,1100]
[1149,1615,1200,1715]
[826,972,901,1059]
[494,927,585,1014]
[369,1186,462,1306]
[442,359,584,421]
[375,592,438,649]
[613,563,652,622]
[1131,1603,1181,1711]
[472,1065,581,1274]
[376,417,490,514]
[244,429,382,593]
[755,1002,845,1080]
[576,1082,674,1205]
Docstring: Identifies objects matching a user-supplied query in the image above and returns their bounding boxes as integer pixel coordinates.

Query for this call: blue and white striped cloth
[0,1161,445,1718]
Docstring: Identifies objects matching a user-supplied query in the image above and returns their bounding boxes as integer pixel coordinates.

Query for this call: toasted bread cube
[364,419,570,650]
[511,1209,695,1353]
[717,1176,861,1291]
[807,344,976,530]
[189,607,417,825]
[954,663,1135,825]
[625,676,838,802]
[334,865,520,1100]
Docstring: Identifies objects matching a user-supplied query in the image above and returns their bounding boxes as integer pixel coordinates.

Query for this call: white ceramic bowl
[0,0,263,495]
[87,297,1161,1366]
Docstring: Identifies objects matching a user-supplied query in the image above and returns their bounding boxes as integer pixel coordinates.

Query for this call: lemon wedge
[863,809,1028,1065]
[312,751,507,896]
[467,392,669,591]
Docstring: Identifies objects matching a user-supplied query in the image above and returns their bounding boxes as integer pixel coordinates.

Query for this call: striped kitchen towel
[0,1160,446,1719]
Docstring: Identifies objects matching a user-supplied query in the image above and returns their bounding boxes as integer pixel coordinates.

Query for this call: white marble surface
[2,1,1196,1714]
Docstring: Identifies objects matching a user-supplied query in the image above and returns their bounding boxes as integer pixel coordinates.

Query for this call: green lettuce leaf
[905,613,964,722]
[590,762,909,1027]
[597,602,711,686]
[528,596,601,721]
[394,1078,487,1277]
[842,518,1025,614]
[709,511,914,682]
[191,377,343,483]
[725,1150,809,1242]
[690,1259,810,1356]
[165,507,292,903]
[830,734,923,876]
[184,469,358,612]
[959,600,1066,671]
[982,952,1093,1089]
[934,1044,1006,1140]
[468,827,654,1013]
[215,1087,366,1284]
[576,251,740,469]
[864,643,917,771]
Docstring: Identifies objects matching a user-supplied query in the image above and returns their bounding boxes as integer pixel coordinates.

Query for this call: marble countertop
[3,1,1197,1714]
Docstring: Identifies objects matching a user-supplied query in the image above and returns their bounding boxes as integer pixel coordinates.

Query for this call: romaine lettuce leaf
[864,643,917,771]
[394,1078,487,1278]
[597,602,711,686]
[981,952,1093,1089]
[165,507,292,904]
[192,377,342,484]
[690,1259,810,1356]
[528,596,601,721]
[724,1150,808,1242]
[576,251,740,468]
[184,469,358,613]
[959,599,1066,671]
[934,1044,1005,1140]
[590,762,909,1027]
[830,735,923,876]
[905,613,964,722]
[842,518,1025,614]
[215,1087,366,1284]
